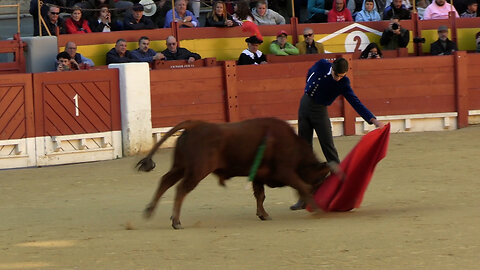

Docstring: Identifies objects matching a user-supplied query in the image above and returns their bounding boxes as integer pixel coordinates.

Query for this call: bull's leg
[170,171,207,229]
[283,173,320,213]
[252,181,271,220]
[144,167,184,219]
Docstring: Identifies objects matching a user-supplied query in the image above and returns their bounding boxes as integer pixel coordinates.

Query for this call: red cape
[308,123,390,212]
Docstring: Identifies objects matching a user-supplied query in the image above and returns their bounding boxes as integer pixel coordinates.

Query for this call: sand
[1,125,479,270]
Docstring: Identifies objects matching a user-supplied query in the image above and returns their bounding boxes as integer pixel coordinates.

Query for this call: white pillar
[109,62,153,156]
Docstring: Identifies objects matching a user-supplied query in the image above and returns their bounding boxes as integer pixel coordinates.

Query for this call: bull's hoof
[257,214,272,221]
[143,205,155,219]
[289,200,306,211]
[171,221,183,229]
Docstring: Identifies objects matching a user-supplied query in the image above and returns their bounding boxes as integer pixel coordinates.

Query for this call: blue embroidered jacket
[305,59,375,123]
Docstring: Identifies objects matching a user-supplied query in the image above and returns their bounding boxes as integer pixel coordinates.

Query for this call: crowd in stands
[45,0,480,69]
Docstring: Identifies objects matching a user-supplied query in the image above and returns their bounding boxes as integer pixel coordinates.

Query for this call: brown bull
[137,117,334,229]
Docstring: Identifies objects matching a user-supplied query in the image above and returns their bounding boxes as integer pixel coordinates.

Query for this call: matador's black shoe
[289,199,306,210]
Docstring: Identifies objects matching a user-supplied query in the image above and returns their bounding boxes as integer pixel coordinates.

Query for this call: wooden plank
[150,67,223,82]
[152,103,225,118]
[152,114,226,128]
[151,90,225,106]
[151,79,224,94]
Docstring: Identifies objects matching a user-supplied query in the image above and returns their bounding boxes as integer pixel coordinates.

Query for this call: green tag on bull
[248,138,267,182]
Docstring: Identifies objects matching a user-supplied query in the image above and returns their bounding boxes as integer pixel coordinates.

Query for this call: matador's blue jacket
[304,59,375,123]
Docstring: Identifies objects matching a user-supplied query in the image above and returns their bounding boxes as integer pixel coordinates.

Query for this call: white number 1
[73,94,79,116]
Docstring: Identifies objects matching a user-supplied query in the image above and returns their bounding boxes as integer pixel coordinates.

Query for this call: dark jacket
[380,27,409,50]
[29,0,64,36]
[106,48,136,64]
[41,16,66,36]
[383,3,411,20]
[237,49,267,65]
[123,13,156,30]
[205,14,239,27]
[89,18,119,32]
[161,47,201,60]
[430,39,458,55]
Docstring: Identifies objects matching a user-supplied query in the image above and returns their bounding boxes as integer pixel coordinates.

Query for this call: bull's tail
[136,120,204,172]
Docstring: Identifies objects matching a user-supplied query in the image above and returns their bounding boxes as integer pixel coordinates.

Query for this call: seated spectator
[252,0,286,25]
[430,25,458,55]
[161,36,201,63]
[306,0,332,23]
[89,4,119,32]
[106,39,135,64]
[124,3,156,30]
[383,0,411,20]
[416,0,430,19]
[238,35,267,65]
[460,0,478,17]
[41,5,66,36]
[205,1,238,27]
[423,0,459,19]
[64,41,95,68]
[232,0,255,25]
[29,0,64,36]
[347,0,364,19]
[130,36,165,63]
[328,0,354,22]
[476,32,480,53]
[355,0,381,22]
[65,7,92,34]
[296,27,325,54]
[360,42,383,58]
[380,16,410,50]
[56,51,79,71]
[164,0,199,28]
[270,30,300,56]
[384,0,412,10]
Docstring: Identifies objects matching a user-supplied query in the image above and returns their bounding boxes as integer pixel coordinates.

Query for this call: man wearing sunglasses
[295,27,325,55]
[41,5,66,36]
[291,57,384,210]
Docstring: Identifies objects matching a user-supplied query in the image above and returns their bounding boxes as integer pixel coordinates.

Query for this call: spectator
[476,32,480,53]
[89,4,118,32]
[40,5,66,36]
[252,0,286,25]
[384,0,411,10]
[347,0,365,18]
[355,0,382,22]
[205,1,239,27]
[452,0,470,15]
[63,41,95,68]
[161,36,201,63]
[360,42,383,58]
[460,0,478,17]
[130,36,165,63]
[164,0,199,28]
[29,0,64,36]
[232,0,255,25]
[328,0,354,22]
[380,16,409,50]
[106,39,135,64]
[306,0,332,23]
[416,0,430,19]
[270,30,300,56]
[430,25,458,55]
[124,3,156,30]
[383,0,411,20]
[56,51,79,71]
[296,27,325,54]
[423,0,459,19]
[65,7,92,34]
[238,36,267,65]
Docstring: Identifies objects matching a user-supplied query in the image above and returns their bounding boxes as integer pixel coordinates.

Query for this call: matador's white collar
[242,49,263,59]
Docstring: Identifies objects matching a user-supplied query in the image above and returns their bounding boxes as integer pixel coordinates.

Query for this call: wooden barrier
[0,34,26,74]
[153,57,219,69]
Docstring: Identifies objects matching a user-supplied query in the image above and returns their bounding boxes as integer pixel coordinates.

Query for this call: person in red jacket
[328,0,353,22]
[65,7,92,34]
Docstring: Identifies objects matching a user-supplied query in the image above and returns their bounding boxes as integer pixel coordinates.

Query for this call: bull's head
[300,161,345,192]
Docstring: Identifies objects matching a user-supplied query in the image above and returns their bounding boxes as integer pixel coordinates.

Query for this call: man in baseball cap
[269,30,299,56]
[430,25,458,55]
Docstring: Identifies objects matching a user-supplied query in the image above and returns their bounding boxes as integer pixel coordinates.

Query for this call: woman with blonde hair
[205,1,238,27]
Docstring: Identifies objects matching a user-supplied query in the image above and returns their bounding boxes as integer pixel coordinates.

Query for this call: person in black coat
[205,1,239,27]
[123,3,156,30]
[237,36,267,65]
[382,0,411,20]
[430,25,458,56]
[106,39,136,64]
[160,36,201,64]
[29,0,64,36]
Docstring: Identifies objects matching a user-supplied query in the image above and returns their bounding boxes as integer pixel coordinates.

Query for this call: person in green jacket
[269,30,300,56]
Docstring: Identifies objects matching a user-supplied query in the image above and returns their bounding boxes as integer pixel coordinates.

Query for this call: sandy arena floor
[1,125,479,270]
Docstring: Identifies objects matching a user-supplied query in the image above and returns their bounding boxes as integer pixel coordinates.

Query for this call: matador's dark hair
[332,57,349,74]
